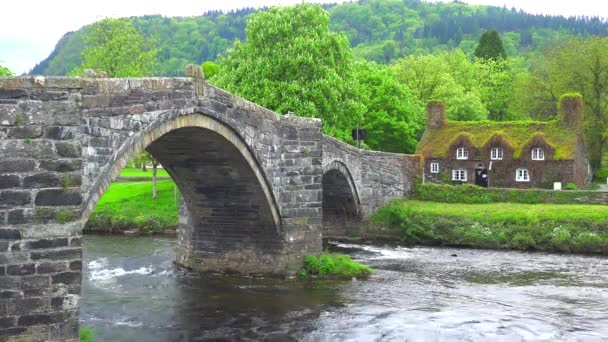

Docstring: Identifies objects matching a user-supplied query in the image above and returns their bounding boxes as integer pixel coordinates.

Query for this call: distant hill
[30,0,608,75]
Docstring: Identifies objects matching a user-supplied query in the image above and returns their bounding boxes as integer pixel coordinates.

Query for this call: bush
[301,254,372,278]
[564,183,577,190]
[508,232,536,250]
[80,327,94,342]
[572,232,604,253]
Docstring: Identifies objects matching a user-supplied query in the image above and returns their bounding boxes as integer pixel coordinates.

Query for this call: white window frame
[456,147,468,160]
[430,162,439,173]
[516,168,530,182]
[452,169,467,181]
[531,148,545,161]
[491,147,503,160]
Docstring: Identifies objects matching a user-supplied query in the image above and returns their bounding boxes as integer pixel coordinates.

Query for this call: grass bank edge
[371,199,608,254]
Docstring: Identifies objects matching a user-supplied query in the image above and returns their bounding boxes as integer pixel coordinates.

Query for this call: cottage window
[430,162,439,173]
[491,148,503,160]
[531,148,544,160]
[452,169,467,181]
[516,168,530,182]
[456,147,468,160]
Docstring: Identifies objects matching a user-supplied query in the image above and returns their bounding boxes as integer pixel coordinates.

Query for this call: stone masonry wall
[0,70,323,340]
[322,135,422,223]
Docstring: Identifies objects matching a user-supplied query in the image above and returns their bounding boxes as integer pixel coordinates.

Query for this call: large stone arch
[322,160,361,237]
[83,113,286,274]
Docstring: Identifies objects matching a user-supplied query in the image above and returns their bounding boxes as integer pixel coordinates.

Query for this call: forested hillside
[30,0,608,76]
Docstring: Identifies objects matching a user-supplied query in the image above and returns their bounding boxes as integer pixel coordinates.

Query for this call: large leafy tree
[71,18,157,77]
[474,30,507,60]
[213,4,364,140]
[0,61,13,76]
[353,61,423,153]
[515,37,608,175]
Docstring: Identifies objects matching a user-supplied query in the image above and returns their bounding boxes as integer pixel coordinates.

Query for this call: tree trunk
[152,160,158,200]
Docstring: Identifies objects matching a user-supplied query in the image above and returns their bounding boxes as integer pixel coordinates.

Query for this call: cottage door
[475,167,489,187]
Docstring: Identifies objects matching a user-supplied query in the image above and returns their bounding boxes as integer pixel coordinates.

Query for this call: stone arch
[322,160,361,238]
[82,113,280,228]
[82,113,285,274]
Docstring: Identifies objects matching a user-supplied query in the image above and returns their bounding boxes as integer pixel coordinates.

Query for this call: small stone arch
[322,160,361,238]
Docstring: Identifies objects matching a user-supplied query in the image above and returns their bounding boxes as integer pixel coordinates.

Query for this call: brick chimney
[559,93,584,132]
[426,101,446,130]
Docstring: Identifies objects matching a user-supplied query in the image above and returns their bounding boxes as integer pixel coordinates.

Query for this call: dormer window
[456,147,468,160]
[491,148,503,160]
[531,148,544,160]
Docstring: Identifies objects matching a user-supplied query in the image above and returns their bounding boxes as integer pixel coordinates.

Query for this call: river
[81,235,608,341]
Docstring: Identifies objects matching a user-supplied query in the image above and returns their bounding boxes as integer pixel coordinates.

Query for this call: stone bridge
[0,67,419,340]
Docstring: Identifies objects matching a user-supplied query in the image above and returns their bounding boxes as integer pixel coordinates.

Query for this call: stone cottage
[416,94,591,189]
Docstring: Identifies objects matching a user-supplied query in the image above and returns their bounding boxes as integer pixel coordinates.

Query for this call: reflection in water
[81,236,608,341]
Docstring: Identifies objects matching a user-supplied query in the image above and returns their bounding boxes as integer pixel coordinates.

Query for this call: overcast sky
[1,0,606,74]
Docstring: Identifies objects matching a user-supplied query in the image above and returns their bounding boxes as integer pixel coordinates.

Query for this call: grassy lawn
[372,199,608,254]
[402,200,608,222]
[119,167,169,178]
[86,180,178,232]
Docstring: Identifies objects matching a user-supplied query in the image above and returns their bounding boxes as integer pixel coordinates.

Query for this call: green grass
[372,199,608,254]
[400,200,608,222]
[119,167,169,178]
[86,180,178,233]
[299,254,373,279]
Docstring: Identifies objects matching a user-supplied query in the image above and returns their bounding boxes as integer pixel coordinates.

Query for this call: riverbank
[370,199,608,254]
[85,180,178,233]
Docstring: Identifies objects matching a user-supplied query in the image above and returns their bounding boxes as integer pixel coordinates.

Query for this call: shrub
[508,232,536,250]
[572,232,603,253]
[80,327,94,342]
[564,183,577,190]
[301,254,372,278]
[550,226,572,252]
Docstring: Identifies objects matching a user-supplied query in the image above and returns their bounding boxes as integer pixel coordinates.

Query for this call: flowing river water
[82,235,608,341]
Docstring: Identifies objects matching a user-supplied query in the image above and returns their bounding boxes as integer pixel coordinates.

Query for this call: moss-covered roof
[416,120,576,160]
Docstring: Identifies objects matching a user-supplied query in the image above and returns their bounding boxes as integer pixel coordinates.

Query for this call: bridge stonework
[322,136,422,237]
[0,69,419,340]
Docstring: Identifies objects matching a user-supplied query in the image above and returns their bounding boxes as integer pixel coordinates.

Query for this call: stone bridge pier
[0,68,324,340]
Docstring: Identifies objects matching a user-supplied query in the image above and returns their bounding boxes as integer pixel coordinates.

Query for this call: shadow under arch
[322,160,361,238]
[82,113,285,274]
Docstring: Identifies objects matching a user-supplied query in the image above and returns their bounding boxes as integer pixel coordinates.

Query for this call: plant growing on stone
[299,254,372,278]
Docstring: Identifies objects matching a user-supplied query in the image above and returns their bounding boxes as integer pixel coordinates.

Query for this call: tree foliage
[0,61,13,76]
[70,18,157,77]
[213,4,364,140]
[474,30,507,60]
[515,37,608,175]
[32,1,608,76]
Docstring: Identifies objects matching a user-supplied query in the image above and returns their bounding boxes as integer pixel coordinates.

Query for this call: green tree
[0,61,13,76]
[201,61,219,79]
[516,37,608,176]
[353,61,423,153]
[71,18,157,77]
[474,30,507,60]
[213,4,364,141]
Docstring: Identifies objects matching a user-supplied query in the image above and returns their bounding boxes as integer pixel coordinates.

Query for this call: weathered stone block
[51,272,81,286]
[55,142,81,158]
[35,190,81,206]
[0,175,19,189]
[24,238,69,250]
[0,159,35,173]
[7,209,26,224]
[39,159,82,172]
[7,126,43,139]
[36,262,67,274]
[0,191,31,208]
[7,264,36,276]
[44,126,76,140]
[18,313,63,326]
[30,248,82,261]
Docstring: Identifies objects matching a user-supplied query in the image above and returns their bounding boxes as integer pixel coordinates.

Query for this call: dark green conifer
[474,30,507,60]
